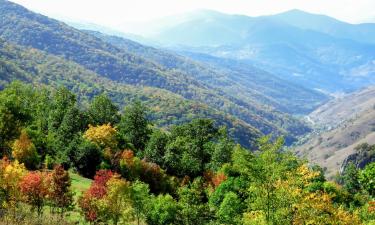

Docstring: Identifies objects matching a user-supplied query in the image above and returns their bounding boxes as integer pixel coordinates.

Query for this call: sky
[10,0,375,32]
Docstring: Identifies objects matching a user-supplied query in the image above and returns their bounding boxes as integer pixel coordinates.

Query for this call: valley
[0,0,374,224]
[296,86,375,178]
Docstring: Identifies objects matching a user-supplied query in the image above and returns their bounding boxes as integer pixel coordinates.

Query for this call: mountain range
[135,9,375,93]
[0,0,327,147]
[1,0,375,161]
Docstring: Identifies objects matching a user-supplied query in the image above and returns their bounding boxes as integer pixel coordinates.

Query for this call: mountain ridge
[146,9,375,92]
[0,0,318,146]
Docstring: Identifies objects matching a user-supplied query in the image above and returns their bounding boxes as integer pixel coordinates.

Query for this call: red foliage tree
[203,170,227,189]
[79,170,114,222]
[19,171,50,216]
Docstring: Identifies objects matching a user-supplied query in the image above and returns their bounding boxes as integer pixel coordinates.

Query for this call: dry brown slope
[296,86,375,178]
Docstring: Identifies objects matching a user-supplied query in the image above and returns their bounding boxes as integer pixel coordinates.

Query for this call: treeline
[0,82,374,224]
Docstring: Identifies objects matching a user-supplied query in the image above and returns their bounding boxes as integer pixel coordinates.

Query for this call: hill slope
[88,31,327,114]
[0,0,315,144]
[0,38,262,147]
[295,86,375,178]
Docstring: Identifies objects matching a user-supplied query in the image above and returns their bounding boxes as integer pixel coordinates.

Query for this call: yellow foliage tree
[83,123,118,151]
[274,164,361,225]
[11,130,39,169]
[0,158,27,209]
[98,175,132,225]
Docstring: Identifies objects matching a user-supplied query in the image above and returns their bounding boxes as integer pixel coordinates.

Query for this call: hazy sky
[10,0,375,28]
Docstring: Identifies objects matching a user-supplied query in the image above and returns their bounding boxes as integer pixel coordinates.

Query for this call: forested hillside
[88,31,327,114]
[0,0,374,224]
[0,0,316,145]
[0,83,374,224]
[0,39,260,147]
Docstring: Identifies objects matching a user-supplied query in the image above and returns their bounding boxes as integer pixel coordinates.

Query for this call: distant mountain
[88,31,326,114]
[146,9,375,92]
[63,20,156,46]
[0,0,317,146]
[295,86,375,178]
[271,9,375,44]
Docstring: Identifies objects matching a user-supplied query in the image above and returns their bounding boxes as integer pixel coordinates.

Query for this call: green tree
[143,129,168,166]
[208,127,234,171]
[47,87,76,133]
[164,119,219,177]
[145,194,178,225]
[130,180,150,225]
[341,162,361,195]
[72,138,102,178]
[177,178,211,225]
[216,192,242,224]
[0,82,34,154]
[118,100,151,153]
[241,136,300,224]
[88,94,120,126]
[46,87,87,164]
[359,162,375,197]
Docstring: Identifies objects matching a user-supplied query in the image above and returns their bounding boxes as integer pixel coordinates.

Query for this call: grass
[70,172,92,194]
[68,172,93,224]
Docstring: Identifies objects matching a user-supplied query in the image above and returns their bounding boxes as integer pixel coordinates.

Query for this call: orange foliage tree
[19,171,50,216]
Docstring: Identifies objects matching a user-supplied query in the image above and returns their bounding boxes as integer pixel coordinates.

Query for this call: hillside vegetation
[0,39,260,147]
[0,0,317,145]
[0,82,374,224]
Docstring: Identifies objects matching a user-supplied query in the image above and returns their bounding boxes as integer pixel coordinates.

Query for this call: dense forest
[0,82,374,224]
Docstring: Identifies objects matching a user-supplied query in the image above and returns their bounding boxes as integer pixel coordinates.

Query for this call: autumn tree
[11,130,40,169]
[0,158,26,214]
[98,175,132,225]
[50,165,74,215]
[84,123,118,151]
[19,171,50,216]
[79,170,114,223]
